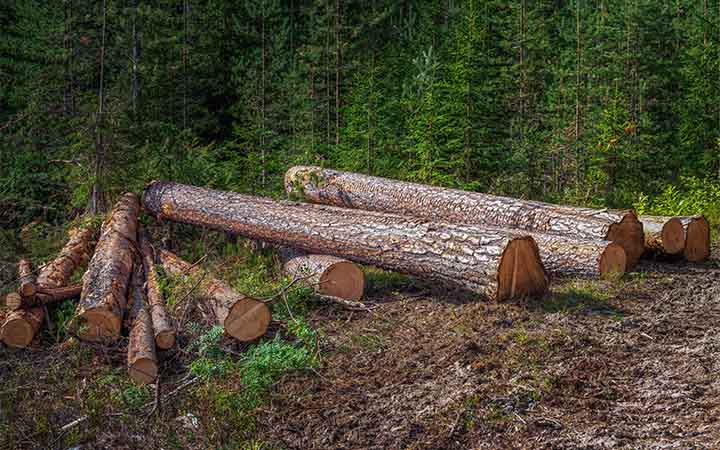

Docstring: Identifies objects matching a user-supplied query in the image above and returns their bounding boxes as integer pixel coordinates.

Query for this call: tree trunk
[143,181,549,300]
[640,215,710,262]
[127,259,158,385]
[37,225,96,289]
[18,259,37,297]
[281,249,364,300]
[530,234,625,278]
[139,228,176,349]
[75,193,140,341]
[285,166,645,267]
[7,285,82,310]
[1,307,44,348]
[157,249,271,341]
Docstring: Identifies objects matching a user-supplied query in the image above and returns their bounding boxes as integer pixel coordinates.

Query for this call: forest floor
[1,230,719,450]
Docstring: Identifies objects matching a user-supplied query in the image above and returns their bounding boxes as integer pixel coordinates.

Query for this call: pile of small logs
[2,167,711,384]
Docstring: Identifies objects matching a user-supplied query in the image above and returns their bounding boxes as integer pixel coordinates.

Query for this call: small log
[640,215,710,262]
[157,249,271,341]
[18,259,36,297]
[75,193,140,341]
[127,259,159,384]
[285,166,646,267]
[139,228,176,349]
[143,181,549,300]
[21,285,83,308]
[684,216,710,262]
[5,293,22,310]
[530,234,626,279]
[282,250,365,300]
[37,225,96,289]
[1,308,44,348]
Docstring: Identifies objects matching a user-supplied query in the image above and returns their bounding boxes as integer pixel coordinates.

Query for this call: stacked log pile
[2,166,712,384]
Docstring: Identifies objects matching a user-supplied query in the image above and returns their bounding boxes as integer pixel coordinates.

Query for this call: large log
[139,228,176,349]
[639,215,710,262]
[126,259,158,384]
[143,181,549,300]
[75,193,140,341]
[157,249,271,341]
[37,225,96,289]
[1,307,44,348]
[17,259,37,297]
[281,249,365,300]
[285,166,645,267]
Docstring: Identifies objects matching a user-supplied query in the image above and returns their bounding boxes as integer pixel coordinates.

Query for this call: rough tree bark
[529,234,625,278]
[126,258,158,385]
[75,193,140,341]
[285,166,645,267]
[139,228,176,349]
[640,215,710,261]
[281,249,365,300]
[7,285,82,310]
[157,249,271,341]
[36,225,96,288]
[18,259,36,297]
[143,181,549,300]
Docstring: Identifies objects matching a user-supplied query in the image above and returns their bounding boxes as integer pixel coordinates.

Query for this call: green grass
[541,280,621,317]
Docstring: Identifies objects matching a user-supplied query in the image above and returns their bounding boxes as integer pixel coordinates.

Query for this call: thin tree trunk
[18,259,36,298]
[138,228,176,349]
[64,0,75,115]
[261,3,267,187]
[574,0,582,188]
[126,258,158,385]
[335,0,341,148]
[89,0,108,214]
[131,0,139,120]
[143,181,549,299]
[37,224,96,289]
[183,0,189,131]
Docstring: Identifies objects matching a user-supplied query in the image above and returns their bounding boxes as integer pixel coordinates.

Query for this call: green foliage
[635,176,720,231]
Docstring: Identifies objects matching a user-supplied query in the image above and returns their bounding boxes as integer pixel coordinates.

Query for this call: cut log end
[129,358,158,385]
[606,213,645,268]
[685,217,711,262]
[1,308,43,348]
[19,283,36,298]
[496,237,548,301]
[155,330,176,350]
[224,298,272,341]
[76,310,121,341]
[659,217,686,255]
[319,261,365,301]
[599,243,627,278]
[5,292,22,310]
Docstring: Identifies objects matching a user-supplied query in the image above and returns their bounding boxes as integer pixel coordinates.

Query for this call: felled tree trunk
[530,234,626,279]
[157,249,271,341]
[7,285,82,310]
[139,228,176,349]
[75,193,140,341]
[640,215,710,262]
[1,307,44,348]
[143,181,549,300]
[281,249,365,300]
[126,259,158,385]
[37,225,96,289]
[18,259,36,297]
[285,166,645,267]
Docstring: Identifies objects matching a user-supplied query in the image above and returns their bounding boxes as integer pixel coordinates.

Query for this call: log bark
[139,228,176,349]
[75,193,140,341]
[37,225,96,289]
[281,249,365,300]
[18,259,36,297]
[126,258,158,384]
[1,307,44,348]
[7,285,82,309]
[285,166,645,267]
[143,181,549,300]
[157,249,271,341]
[529,234,626,279]
[640,215,710,262]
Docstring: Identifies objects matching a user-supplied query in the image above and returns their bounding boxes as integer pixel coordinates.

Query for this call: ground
[1,231,719,450]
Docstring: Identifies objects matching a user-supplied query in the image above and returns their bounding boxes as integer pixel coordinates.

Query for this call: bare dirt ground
[1,247,719,449]
[258,250,720,450]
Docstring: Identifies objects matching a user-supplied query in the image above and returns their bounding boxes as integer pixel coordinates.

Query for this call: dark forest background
[2,0,720,229]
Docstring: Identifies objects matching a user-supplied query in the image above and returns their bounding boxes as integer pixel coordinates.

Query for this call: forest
[1,1,720,449]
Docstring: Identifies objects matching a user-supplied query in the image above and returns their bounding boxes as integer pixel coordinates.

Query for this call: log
[285,166,645,267]
[529,234,626,279]
[640,215,710,262]
[17,259,36,297]
[143,181,549,300]
[157,249,271,341]
[37,225,96,289]
[126,259,159,384]
[139,228,176,349]
[1,307,44,348]
[5,293,22,310]
[75,193,140,341]
[282,249,365,300]
[14,285,83,309]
